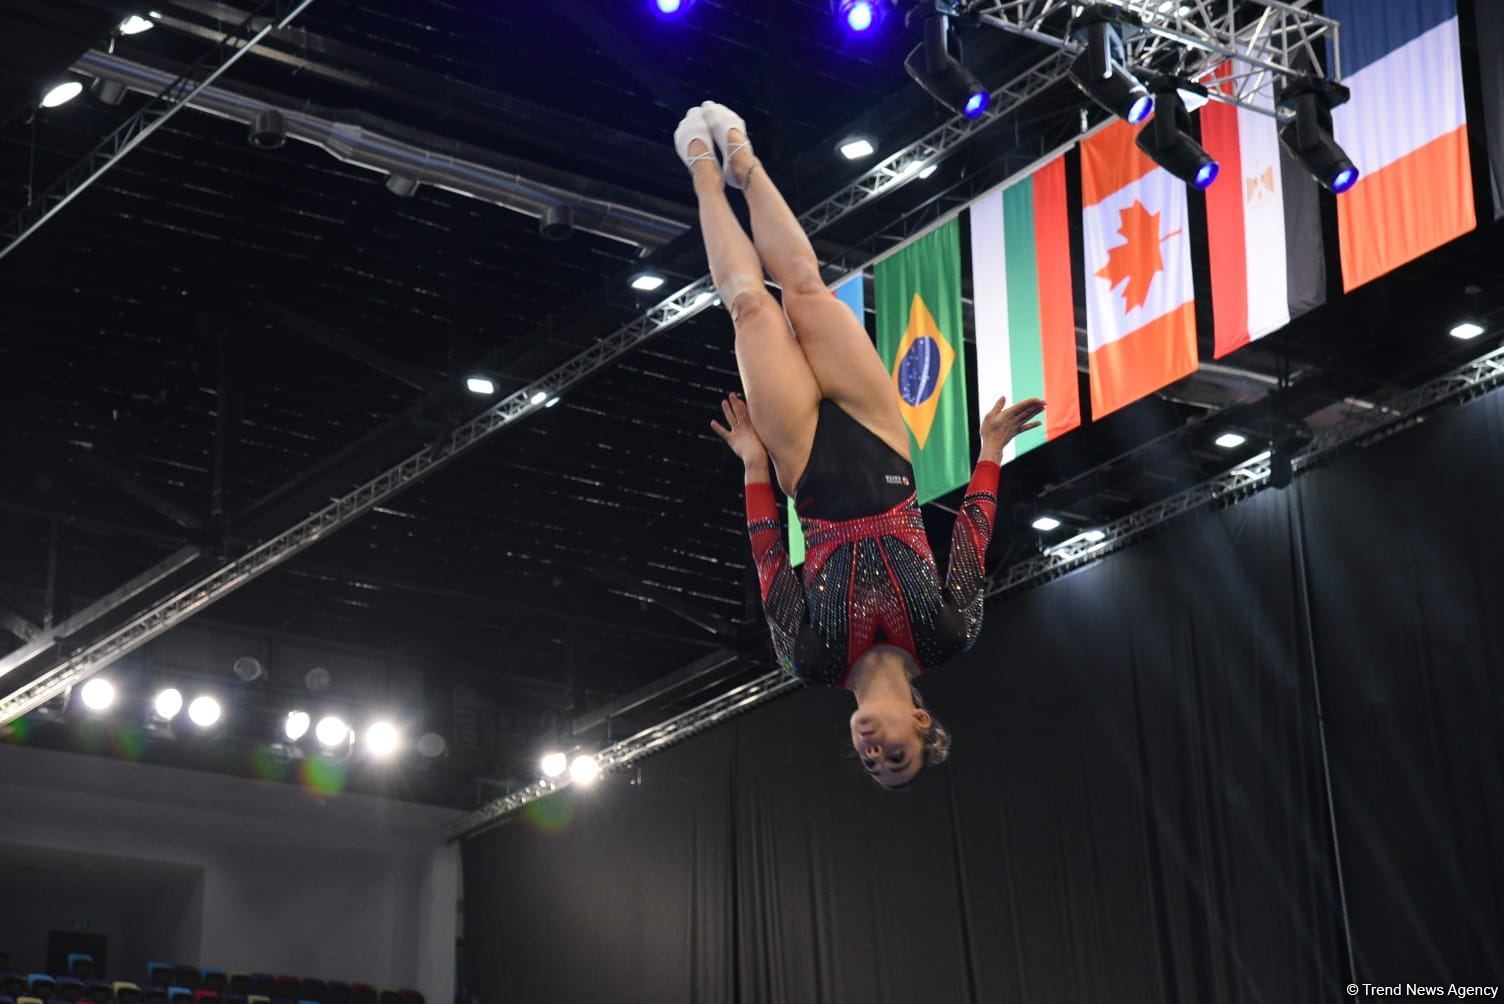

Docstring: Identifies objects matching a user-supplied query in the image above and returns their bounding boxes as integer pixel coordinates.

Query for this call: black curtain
[464,389,1504,1004]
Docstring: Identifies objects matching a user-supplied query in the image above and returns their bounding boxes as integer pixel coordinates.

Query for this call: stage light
[530,390,548,405]
[569,754,602,785]
[188,696,221,728]
[41,81,84,109]
[466,376,495,395]
[905,12,990,119]
[315,715,349,747]
[80,678,115,711]
[118,14,155,34]
[284,709,311,741]
[1450,321,1485,340]
[834,0,881,34]
[540,751,568,778]
[154,687,183,720]
[365,721,400,758]
[1068,18,1153,125]
[1277,76,1358,194]
[838,136,876,160]
[1215,432,1248,449]
[1082,529,1107,543]
[654,0,694,15]
[417,732,447,758]
[90,78,129,106]
[1135,85,1219,189]
[918,164,937,179]
[1031,516,1062,532]
[631,273,665,292]
[545,396,561,408]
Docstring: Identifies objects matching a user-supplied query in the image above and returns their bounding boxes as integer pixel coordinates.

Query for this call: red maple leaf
[1096,199,1165,313]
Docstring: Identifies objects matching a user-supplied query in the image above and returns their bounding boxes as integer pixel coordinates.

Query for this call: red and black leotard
[745,400,1000,688]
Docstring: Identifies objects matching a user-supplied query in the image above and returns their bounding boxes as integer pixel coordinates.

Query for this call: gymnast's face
[850,705,930,787]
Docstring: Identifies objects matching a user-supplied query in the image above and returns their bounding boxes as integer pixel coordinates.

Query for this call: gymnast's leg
[677,108,820,496]
[701,102,911,464]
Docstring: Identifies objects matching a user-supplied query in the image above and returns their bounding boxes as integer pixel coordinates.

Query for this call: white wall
[0,745,459,1003]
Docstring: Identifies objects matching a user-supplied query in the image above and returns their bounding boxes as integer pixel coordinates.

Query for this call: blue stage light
[655,0,686,15]
[1193,161,1220,190]
[845,1,873,31]
[963,91,989,118]
[1330,166,1359,194]
[1128,93,1155,125]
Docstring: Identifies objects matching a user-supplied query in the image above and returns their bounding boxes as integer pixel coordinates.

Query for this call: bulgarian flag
[875,219,970,504]
[968,155,1081,463]
[1326,0,1475,290]
[1200,61,1327,358]
[1082,119,1199,417]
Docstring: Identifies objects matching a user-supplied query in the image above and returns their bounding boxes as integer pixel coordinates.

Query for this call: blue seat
[67,957,95,982]
[166,988,191,1004]
[27,977,55,1000]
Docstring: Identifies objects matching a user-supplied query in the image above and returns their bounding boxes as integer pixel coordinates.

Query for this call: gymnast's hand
[710,392,769,470]
[979,396,1045,463]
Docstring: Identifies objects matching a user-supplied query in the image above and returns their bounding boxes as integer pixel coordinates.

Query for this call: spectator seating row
[0,959,422,1004]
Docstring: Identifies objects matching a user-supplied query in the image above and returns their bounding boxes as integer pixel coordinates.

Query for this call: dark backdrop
[464,388,1504,1003]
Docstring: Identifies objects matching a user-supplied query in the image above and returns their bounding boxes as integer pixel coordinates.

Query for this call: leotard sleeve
[942,459,1001,648]
[745,480,837,683]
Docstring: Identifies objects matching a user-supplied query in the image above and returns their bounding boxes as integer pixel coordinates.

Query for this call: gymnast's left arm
[942,397,1046,637]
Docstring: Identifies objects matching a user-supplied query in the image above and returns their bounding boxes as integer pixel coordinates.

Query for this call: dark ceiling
[1,0,1501,808]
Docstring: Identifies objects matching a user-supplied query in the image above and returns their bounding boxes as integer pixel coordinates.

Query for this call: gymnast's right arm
[743,472,814,678]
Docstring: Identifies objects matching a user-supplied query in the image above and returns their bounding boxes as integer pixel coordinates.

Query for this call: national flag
[786,273,867,565]
[968,156,1081,463]
[1200,60,1326,358]
[1477,0,1504,219]
[875,219,970,504]
[1081,119,1199,417]
[1326,0,1476,289]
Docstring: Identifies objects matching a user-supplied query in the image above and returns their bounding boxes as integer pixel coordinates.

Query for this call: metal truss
[0,0,318,263]
[969,0,1341,117]
[0,44,1076,725]
[448,342,1504,835]
[447,669,802,840]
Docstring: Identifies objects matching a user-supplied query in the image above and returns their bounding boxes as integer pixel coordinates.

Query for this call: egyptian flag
[1478,0,1504,219]
[968,155,1082,463]
[1326,0,1475,290]
[1201,61,1326,358]
[875,218,970,504]
[1082,119,1199,418]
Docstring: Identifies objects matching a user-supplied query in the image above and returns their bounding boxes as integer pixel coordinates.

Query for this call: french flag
[1200,61,1326,359]
[1325,0,1476,291]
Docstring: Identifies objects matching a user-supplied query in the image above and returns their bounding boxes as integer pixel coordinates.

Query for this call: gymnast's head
[847,648,952,789]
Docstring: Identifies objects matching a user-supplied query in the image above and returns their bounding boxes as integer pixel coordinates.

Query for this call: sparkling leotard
[744,459,1000,688]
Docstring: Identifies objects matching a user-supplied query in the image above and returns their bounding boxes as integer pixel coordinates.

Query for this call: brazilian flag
[875,218,970,504]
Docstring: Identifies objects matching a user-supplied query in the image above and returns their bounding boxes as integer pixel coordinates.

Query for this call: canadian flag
[1082,119,1199,418]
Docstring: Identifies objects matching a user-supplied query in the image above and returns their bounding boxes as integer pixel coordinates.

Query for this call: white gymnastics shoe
[700,100,752,189]
[674,106,719,174]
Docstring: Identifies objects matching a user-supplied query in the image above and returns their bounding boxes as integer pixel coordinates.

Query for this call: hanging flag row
[804,0,1497,516]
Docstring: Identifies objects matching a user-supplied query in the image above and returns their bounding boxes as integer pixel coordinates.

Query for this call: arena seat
[27,977,54,999]
[66,957,94,982]
[320,984,347,1004]
[347,986,374,1004]
[164,989,190,1004]
[84,981,113,1003]
[16,996,42,1004]
[196,973,223,995]
[141,988,166,1004]
[294,980,321,1004]
[168,970,195,993]
[396,992,422,1004]
[3,976,26,998]
[55,979,82,1002]
[223,978,246,999]
[245,978,271,1001]
[245,995,269,1004]
[191,990,218,1004]
[144,968,170,991]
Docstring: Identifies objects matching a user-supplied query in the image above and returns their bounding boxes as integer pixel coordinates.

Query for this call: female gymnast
[679,101,1045,788]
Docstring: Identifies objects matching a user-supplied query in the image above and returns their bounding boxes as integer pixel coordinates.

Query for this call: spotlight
[837,135,876,160]
[1081,529,1107,543]
[466,376,495,395]
[41,81,84,109]
[530,390,548,405]
[118,14,155,35]
[284,709,311,741]
[232,656,264,682]
[1450,321,1485,340]
[569,754,602,785]
[188,696,221,728]
[833,0,886,34]
[1135,84,1219,189]
[1277,77,1358,194]
[385,174,420,198]
[631,273,665,292]
[918,164,938,179]
[365,721,400,758]
[416,732,448,758]
[1068,17,1153,125]
[653,0,694,15]
[247,108,287,150]
[539,203,574,241]
[153,687,183,720]
[540,751,568,778]
[1215,432,1248,449]
[545,396,561,408]
[315,715,349,747]
[1031,516,1062,532]
[80,678,115,711]
[904,12,989,120]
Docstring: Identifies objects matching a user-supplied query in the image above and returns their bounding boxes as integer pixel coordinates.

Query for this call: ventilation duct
[74,49,689,251]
